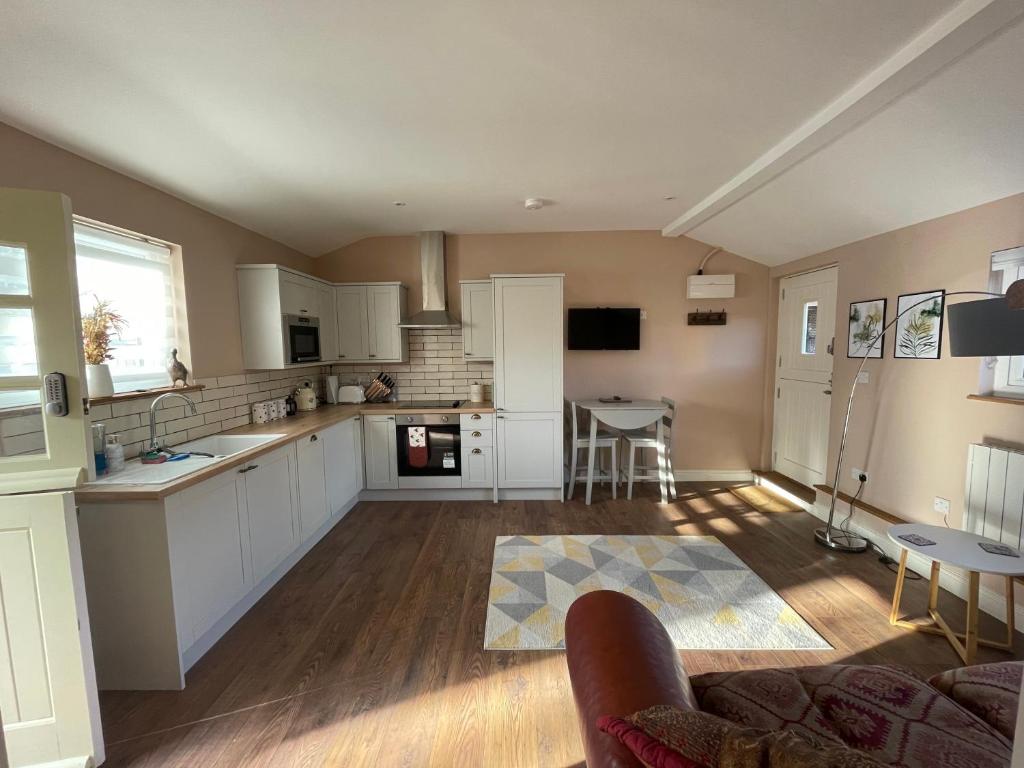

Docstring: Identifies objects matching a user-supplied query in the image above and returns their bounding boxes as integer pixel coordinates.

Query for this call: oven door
[396,424,461,477]
[285,318,321,363]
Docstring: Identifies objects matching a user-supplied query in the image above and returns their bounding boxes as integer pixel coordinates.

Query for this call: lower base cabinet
[461,444,493,488]
[364,414,398,489]
[78,416,365,691]
[166,471,252,652]
[324,417,363,514]
[496,411,562,488]
[296,432,329,541]
[244,445,299,583]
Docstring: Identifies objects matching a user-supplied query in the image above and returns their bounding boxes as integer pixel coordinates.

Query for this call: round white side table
[888,522,1024,665]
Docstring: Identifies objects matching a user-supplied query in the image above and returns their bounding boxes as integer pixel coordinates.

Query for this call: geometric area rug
[484,534,831,651]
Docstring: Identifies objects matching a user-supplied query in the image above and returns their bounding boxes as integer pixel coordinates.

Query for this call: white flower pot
[85,364,114,398]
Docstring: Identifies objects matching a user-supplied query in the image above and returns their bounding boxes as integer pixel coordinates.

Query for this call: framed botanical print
[894,290,945,359]
[848,298,887,358]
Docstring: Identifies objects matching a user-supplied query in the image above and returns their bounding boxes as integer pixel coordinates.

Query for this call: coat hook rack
[687,308,727,326]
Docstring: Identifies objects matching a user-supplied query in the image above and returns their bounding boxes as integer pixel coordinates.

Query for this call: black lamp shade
[947,297,1024,357]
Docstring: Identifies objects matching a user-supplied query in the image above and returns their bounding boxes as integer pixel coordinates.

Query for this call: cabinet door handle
[472,431,482,437]
[310,434,318,442]
[465,352,473,356]
[299,309,308,314]
[470,413,481,420]
[471,448,482,455]
[496,415,504,419]
[387,416,395,421]
[238,464,259,474]
[368,354,377,358]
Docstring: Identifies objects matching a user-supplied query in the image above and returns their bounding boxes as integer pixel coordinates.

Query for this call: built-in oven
[396,414,461,479]
[283,314,321,364]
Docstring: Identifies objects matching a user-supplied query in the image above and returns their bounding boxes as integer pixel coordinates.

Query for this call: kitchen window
[74,219,188,393]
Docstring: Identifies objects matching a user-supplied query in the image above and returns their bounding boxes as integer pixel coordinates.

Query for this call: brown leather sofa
[565,589,695,768]
[565,590,1019,768]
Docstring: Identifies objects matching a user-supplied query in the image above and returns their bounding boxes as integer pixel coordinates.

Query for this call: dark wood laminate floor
[98,483,1024,767]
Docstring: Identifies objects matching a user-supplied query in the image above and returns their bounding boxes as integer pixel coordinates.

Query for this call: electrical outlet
[934,497,951,516]
[851,468,868,483]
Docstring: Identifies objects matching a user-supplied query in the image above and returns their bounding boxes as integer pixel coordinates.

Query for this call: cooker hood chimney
[398,231,461,329]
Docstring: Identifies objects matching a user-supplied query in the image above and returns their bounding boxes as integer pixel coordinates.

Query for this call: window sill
[88,384,205,407]
[966,394,1024,406]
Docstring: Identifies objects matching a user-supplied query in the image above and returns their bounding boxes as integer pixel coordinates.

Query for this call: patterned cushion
[599,705,886,767]
[690,665,1012,768]
[929,662,1023,741]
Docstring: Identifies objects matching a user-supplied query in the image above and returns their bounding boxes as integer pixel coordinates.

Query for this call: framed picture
[894,290,945,359]
[848,298,887,358]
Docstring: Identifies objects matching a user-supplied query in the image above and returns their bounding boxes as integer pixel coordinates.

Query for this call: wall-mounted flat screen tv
[567,307,641,350]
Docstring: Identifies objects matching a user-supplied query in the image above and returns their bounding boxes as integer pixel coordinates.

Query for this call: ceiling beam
[661,0,1024,239]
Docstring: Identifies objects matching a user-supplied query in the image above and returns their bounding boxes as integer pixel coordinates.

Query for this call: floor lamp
[816,279,1024,553]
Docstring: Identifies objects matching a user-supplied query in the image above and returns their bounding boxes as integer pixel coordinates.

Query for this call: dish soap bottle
[104,433,125,474]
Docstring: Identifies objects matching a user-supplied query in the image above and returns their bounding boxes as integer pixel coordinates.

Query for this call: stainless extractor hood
[398,231,461,329]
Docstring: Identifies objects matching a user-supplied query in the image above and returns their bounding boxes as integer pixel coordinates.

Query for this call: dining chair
[565,400,619,501]
[619,397,677,500]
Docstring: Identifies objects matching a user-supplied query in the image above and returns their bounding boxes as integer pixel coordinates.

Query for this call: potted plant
[81,297,125,398]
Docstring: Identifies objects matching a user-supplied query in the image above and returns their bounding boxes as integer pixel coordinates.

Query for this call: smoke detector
[524,198,544,211]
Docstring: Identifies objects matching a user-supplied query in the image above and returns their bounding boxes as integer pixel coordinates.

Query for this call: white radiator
[965,443,1024,547]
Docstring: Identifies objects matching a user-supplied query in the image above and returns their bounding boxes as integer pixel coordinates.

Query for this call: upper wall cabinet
[238,265,333,370]
[334,283,408,364]
[460,280,494,360]
[279,273,320,317]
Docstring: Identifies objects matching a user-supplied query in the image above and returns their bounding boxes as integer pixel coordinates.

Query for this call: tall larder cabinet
[492,275,564,497]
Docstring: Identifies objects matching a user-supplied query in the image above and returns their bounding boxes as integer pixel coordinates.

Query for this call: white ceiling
[2,0,1018,261]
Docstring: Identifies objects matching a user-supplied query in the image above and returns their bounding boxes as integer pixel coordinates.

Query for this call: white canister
[252,401,272,424]
[469,382,485,403]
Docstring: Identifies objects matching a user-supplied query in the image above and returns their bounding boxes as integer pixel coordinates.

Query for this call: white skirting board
[359,488,560,502]
[673,470,754,482]
[808,502,1024,636]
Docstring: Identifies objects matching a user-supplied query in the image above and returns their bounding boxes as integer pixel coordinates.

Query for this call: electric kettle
[294,380,318,411]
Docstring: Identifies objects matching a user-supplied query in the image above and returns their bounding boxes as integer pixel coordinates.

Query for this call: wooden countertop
[76,401,495,503]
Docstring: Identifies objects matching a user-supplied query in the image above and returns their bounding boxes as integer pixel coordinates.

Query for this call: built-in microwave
[283,314,321,364]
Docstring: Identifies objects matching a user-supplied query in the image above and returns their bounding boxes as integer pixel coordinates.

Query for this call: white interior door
[772,266,838,488]
[0,189,104,766]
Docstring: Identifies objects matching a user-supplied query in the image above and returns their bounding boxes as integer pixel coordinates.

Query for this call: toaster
[337,385,366,404]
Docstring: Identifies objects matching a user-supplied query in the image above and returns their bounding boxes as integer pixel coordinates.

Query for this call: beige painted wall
[314,231,770,472]
[0,122,312,376]
[765,192,1024,529]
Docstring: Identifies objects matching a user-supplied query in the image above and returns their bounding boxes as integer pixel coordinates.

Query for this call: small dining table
[575,399,669,505]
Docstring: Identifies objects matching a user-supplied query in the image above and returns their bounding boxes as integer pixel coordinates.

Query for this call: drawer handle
[470,413,481,420]
[238,464,259,474]
[310,434,318,442]
[472,431,482,437]
[369,354,377,358]
[471,448,482,455]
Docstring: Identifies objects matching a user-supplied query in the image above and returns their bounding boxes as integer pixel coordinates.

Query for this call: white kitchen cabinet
[363,414,398,489]
[496,412,562,488]
[280,272,320,317]
[460,280,494,360]
[493,276,563,412]
[318,283,338,361]
[166,470,252,651]
[461,444,493,488]
[493,274,564,491]
[324,417,363,516]
[244,444,299,583]
[296,431,329,541]
[335,284,369,361]
[335,282,408,363]
[237,265,332,369]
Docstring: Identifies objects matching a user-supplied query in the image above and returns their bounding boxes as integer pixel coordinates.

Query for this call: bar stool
[565,400,619,500]
[619,397,677,500]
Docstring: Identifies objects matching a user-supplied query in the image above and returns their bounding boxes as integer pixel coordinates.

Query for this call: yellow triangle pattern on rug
[484,534,830,651]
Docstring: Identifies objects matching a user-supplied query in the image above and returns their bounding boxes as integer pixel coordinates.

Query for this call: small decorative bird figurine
[167,348,189,388]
